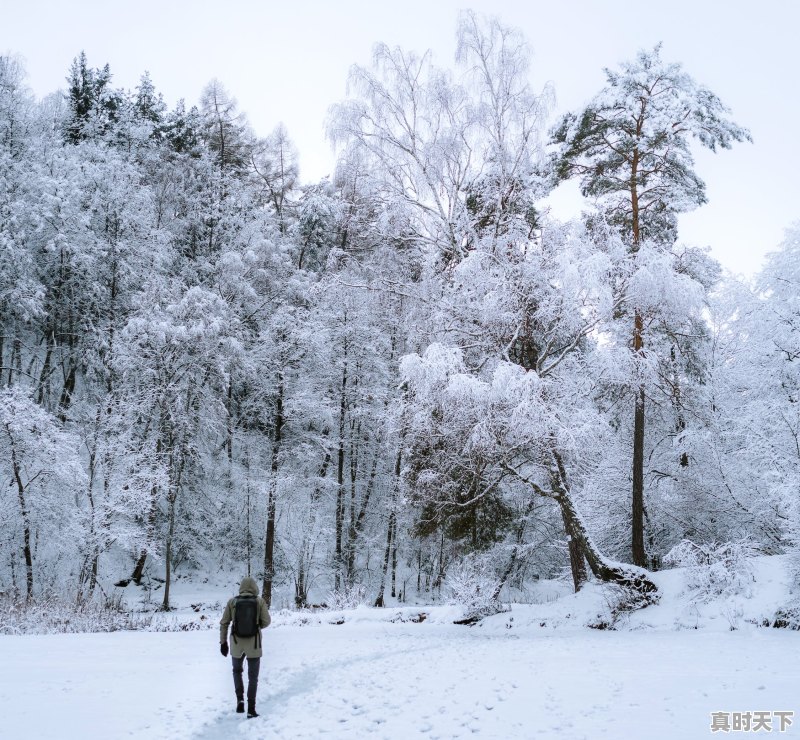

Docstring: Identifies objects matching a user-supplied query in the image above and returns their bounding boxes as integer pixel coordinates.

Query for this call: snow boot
[236,700,245,714]
[247,704,259,719]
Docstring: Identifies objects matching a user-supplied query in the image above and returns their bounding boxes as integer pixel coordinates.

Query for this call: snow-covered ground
[3,620,797,739]
[2,557,798,739]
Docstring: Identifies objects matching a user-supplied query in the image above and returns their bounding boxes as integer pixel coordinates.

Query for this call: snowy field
[0,622,800,740]
[1,619,798,740]
[2,557,799,740]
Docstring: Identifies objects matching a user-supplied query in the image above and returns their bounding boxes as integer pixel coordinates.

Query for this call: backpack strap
[231,596,239,644]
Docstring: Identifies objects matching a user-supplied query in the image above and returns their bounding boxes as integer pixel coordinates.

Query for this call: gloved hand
[220,642,229,657]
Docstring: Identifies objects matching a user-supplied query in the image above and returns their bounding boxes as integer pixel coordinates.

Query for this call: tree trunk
[262,372,284,608]
[632,364,647,566]
[162,435,186,612]
[295,559,307,609]
[226,380,234,462]
[162,486,178,611]
[346,432,380,584]
[629,144,648,568]
[433,530,446,593]
[89,548,99,599]
[295,447,331,608]
[8,336,21,386]
[374,511,394,608]
[550,449,657,599]
[58,363,76,423]
[131,438,161,586]
[131,550,147,586]
[162,519,173,610]
[671,345,689,467]
[374,446,401,607]
[36,332,53,407]
[390,514,398,598]
[334,348,348,591]
[556,488,655,595]
[10,444,33,601]
[561,502,588,592]
[83,440,99,601]
[345,420,359,586]
[244,446,252,577]
[489,499,541,600]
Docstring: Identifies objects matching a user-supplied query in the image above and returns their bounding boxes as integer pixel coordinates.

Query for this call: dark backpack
[232,595,259,638]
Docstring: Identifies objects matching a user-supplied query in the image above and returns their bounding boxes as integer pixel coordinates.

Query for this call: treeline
[0,13,797,612]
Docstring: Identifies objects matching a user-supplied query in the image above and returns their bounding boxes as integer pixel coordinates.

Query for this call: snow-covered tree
[551,44,750,567]
[0,388,85,600]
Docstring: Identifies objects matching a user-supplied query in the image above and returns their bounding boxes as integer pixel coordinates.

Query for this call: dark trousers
[231,655,260,706]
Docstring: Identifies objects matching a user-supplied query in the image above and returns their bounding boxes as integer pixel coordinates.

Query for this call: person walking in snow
[219,576,271,718]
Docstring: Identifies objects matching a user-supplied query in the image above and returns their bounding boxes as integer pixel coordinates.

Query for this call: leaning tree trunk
[131,550,147,586]
[558,482,588,592]
[563,509,589,593]
[550,450,657,599]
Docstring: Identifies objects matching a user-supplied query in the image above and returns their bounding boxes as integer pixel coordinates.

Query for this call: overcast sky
[4,0,798,276]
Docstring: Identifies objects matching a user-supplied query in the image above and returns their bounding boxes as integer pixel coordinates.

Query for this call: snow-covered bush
[664,540,758,601]
[774,537,800,630]
[0,595,157,635]
[772,603,800,630]
[446,556,507,621]
[326,583,368,610]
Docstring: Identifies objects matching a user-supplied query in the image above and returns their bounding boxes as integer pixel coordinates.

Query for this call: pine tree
[64,51,123,144]
[551,44,750,567]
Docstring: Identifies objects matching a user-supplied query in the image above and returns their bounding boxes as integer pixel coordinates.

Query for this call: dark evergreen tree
[163,99,202,156]
[64,51,123,144]
[133,71,166,133]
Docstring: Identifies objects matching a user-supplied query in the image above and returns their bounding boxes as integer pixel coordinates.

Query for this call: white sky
[3,0,798,276]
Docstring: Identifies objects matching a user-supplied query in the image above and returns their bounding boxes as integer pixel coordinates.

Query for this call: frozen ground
[1,556,798,739]
[1,619,798,739]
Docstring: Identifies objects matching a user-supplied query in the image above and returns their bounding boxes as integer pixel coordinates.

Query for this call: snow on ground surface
[2,621,798,739]
[1,556,799,739]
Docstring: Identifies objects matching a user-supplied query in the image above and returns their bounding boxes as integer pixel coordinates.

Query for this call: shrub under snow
[664,540,758,601]
[326,584,368,610]
[0,596,208,635]
[446,556,508,621]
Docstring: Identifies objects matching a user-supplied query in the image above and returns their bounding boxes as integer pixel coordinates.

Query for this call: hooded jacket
[219,576,271,659]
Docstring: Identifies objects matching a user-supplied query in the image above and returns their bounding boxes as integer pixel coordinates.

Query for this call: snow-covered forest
[1,11,798,622]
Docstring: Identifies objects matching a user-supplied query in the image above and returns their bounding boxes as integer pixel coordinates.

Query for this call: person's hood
[239,576,259,596]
